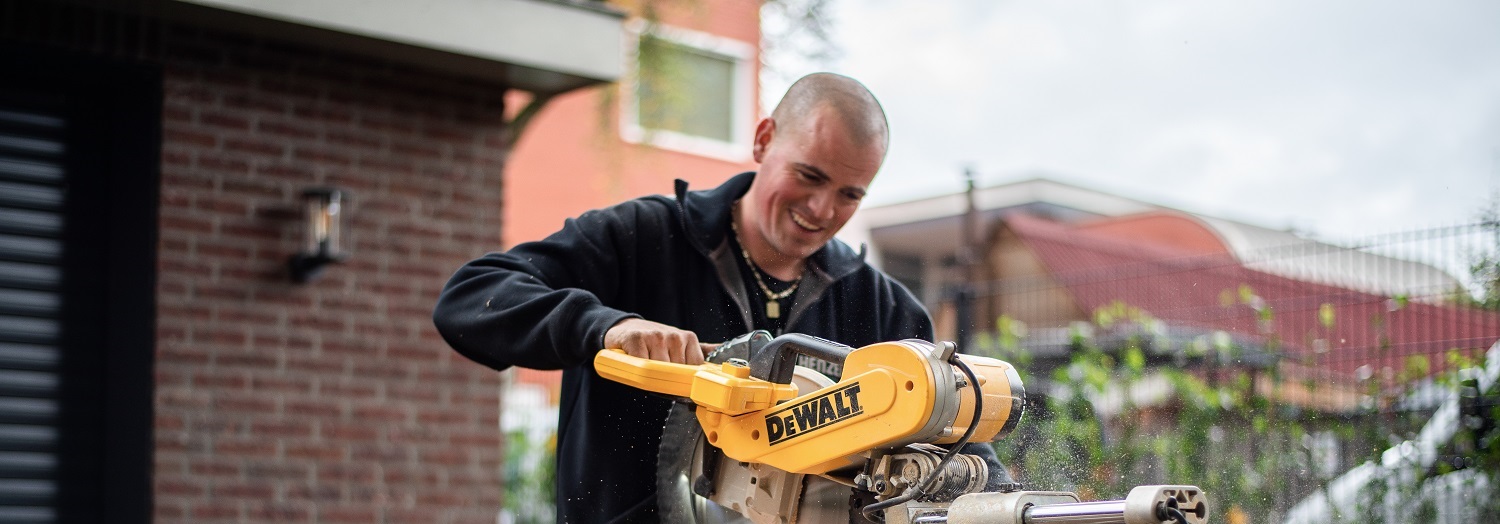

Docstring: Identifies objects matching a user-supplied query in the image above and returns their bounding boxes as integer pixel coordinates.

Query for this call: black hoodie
[435,172,934,522]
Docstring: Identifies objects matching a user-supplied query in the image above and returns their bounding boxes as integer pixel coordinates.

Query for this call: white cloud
[802,0,1500,238]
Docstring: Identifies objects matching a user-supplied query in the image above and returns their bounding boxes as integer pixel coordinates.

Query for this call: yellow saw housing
[595,338,1025,475]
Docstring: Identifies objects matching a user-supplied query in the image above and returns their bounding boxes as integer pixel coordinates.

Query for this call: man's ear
[752,117,775,163]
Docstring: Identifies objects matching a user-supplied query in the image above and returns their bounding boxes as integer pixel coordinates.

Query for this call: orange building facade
[502,1,764,247]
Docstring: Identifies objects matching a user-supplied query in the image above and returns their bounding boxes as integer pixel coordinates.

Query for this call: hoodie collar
[674,172,868,280]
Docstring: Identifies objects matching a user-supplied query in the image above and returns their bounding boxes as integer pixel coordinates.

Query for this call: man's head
[739,73,889,274]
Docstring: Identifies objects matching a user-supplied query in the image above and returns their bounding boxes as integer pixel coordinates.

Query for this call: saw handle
[594,348,700,398]
[748,333,853,384]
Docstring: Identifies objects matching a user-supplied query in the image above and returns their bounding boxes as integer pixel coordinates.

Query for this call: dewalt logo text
[765,384,862,445]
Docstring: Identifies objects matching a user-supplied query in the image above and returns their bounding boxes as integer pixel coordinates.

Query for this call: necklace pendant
[766,300,781,319]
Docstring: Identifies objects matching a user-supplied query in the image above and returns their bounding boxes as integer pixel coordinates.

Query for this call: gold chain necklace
[730,204,801,319]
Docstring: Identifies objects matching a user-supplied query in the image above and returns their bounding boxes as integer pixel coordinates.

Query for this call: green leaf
[1318,303,1336,329]
[1401,354,1431,383]
[1124,346,1146,374]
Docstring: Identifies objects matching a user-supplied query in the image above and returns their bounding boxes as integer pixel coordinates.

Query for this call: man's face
[744,106,884,263]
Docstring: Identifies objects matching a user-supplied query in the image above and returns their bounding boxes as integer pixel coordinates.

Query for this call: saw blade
[656,335,755,523]
[656,332,863,523]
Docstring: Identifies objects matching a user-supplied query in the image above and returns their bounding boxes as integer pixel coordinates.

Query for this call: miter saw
[594,331,1210,524]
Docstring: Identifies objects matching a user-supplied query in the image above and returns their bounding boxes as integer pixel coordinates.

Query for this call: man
[434,73,997,522]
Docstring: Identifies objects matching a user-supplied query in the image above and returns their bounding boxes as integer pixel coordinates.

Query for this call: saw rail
[921,485,1208,524]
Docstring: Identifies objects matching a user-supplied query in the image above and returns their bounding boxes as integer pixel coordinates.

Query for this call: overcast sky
[766,0,1500,242]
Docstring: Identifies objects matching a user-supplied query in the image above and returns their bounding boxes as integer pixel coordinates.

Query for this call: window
[622,21,755,161]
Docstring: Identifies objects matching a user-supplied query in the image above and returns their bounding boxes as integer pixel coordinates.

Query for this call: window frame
[620,20,756,162]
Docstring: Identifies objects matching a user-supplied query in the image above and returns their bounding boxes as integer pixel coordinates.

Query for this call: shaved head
[768,73,889,156]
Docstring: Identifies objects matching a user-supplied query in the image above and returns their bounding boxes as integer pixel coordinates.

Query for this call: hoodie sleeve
[432,199,664,371]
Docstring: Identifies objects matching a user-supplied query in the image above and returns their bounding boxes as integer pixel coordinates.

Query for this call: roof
[863,177,1460,300]
[1005,213,1500,379]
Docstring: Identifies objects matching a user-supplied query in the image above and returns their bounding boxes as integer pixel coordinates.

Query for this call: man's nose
[806,191,838,221]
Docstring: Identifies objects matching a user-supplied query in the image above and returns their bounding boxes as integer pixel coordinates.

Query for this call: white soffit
[862,178,1160,229]
[172,0,624,92]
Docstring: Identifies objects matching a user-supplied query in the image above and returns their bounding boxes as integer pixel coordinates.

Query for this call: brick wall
[152,26,507,523]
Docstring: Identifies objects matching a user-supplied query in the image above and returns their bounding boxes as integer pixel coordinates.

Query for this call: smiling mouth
[790,211,825,232]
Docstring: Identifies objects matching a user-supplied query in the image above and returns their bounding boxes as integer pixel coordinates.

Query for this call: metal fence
[966,221,1500,523]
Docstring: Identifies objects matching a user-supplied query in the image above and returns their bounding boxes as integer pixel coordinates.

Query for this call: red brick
[321,422,378,441]
[218,305,280,325]
[419,447,466,466]
[246,461,311,480]
[191,504,240,520]
[292,146,354,166]
[224,174,290,196]
[288,313,344,332]
[386,382,442,404]
[283,485,340,506]
[249,374,313,394]
[251,419,314,439]
[352,403,410,423]
[190,457,242,478]
[320,506,380,523]
[416,490,467,506]
[284,398,343,418]
[214,437,277,457]
[223,136,287,156]
[192,372,249,390]
[247,502,312,522]
[158,389,211,410]
[155,353,203,375]
[159,214,215,235]
[161,147,194,166]
[317,462,377,483]
[197,155,254,176]
[225,92,292,114]
[326,128,384,149]
[259,77,324,100]
[154,501,188,519]
[157,478,207,497]
[200,110,252,131]
[284,353,346,375]
[202,323,252,342]
[382,465,441,485]
[319,380,378,398]
[213,394,278,414]
[285,442,345,461]
[212,480,276,499]
[292,104,356,124]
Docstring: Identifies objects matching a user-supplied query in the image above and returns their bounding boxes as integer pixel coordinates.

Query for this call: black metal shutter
[0,49,157,524]
[0,102,66,522]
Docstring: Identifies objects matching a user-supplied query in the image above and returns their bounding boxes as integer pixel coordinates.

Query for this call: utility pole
[955,167,978,351]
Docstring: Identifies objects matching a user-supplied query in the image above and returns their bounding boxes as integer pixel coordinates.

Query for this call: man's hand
[604,318,715,365]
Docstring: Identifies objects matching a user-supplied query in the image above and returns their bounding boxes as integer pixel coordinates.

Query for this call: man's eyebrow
[796,162,868,198]
[794,162,829,180]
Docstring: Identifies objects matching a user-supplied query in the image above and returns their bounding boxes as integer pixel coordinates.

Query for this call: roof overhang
[132,0,626,95]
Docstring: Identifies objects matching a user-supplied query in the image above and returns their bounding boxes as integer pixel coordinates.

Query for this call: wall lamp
[289,187,348,283]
